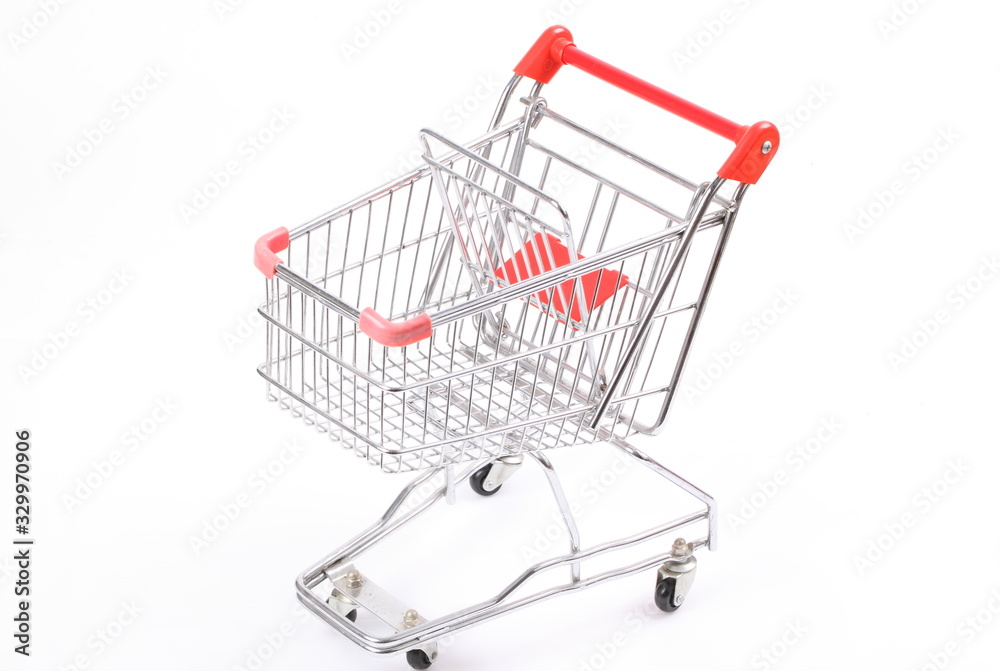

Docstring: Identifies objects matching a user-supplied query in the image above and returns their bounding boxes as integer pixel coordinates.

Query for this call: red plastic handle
[514,26,778,184]
[359,308,432,347]
[254,227,289,279]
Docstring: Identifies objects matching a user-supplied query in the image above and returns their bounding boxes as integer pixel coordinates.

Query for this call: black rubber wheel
[345,609,357,623]
[469,464,501,496]
[406,649,433,669]
[654,576,681,612]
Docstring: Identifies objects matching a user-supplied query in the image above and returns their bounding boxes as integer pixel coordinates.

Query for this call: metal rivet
[403,609,420,628]
[671,538,691,557]
[345,570,363,589]
[761,141,772,155]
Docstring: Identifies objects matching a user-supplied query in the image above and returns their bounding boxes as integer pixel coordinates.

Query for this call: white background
[2,0,999,669]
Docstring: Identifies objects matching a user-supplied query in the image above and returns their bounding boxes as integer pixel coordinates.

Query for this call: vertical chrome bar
[530,452,582,582]
[589,178,724,429]
[611,439,718,551]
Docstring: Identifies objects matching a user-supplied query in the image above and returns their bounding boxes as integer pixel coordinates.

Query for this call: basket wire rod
[421,130,572,233]
[498,95,535,205]
[528,154,554,219]
[533,105,734,208]
[282,121,518,241]
[481,303,509,430]
[576,180,604,253]
[416,227,454,313]
[654,182,749,433]
[422,153,509,344]
[524,137,685,224]
[590,177,723,428]
[487,75,526,132]
[619,225,694,432]
[388,182,417,318]
[272,199,724,339]
[428,213,724,327]
[529,451,582,582]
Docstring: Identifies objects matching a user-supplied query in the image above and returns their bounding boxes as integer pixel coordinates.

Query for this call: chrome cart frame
[253,26,778,668]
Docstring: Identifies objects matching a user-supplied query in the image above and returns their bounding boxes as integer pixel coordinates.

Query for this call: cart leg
[611,438,718,551]
[608,438,713,612]
[529,451,583,583]
[296,439,714,666]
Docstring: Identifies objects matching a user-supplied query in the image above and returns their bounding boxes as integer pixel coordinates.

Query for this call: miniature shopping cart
[254,26,778,669]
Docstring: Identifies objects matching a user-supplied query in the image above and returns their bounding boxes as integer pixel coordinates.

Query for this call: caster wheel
[470,464,501,496]
[654,576,681,612]
[345,609,357,623]
[406,649,433,669]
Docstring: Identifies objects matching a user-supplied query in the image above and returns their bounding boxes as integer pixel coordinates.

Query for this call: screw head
[761,140,772,155]
[671,538,692,558]
[403,609,420,628]
[345,570,363,589]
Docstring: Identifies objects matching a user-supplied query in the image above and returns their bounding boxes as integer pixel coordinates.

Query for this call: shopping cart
[254,26,778,668]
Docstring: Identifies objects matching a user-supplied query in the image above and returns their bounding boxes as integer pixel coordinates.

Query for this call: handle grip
[514,26,778,184]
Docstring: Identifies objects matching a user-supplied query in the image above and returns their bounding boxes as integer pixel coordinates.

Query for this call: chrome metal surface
[257,67,760,663]
[294,440,712,655]
[259,91,744,471]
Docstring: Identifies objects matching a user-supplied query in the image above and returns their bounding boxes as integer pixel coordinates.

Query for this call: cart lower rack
[254,26,778,668]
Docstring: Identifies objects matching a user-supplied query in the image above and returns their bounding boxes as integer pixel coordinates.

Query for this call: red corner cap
[718,121,780,185]
[359,308,432,347]
[254,227,289,278]
[514,26,574,84]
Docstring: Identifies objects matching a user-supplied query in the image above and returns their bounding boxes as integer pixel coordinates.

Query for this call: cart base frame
[295,437,716,664]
